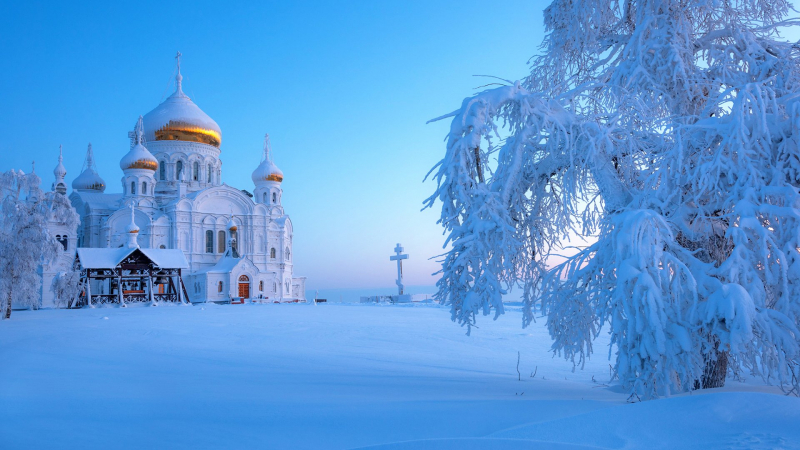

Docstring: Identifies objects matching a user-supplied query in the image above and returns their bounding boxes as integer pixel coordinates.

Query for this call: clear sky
[0,0,547,290]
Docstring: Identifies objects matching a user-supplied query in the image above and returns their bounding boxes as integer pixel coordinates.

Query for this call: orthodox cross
[390,243,409,295]
[175,51,183,92]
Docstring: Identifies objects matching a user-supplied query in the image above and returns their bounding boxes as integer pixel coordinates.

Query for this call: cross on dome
[134,115,145,145]
[85,143,95,170]
[175,51,183,95]
[263,133,272,162]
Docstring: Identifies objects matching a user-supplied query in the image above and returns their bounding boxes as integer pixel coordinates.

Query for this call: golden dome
[143,66,222,148]
[125,159,159,171]
[121,117,159,171]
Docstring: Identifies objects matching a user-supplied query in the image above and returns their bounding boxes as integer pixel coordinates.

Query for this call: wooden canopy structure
[72,247,190,307]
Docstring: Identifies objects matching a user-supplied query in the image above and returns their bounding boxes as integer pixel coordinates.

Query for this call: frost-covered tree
[426,0,800,397]
[0,169,79,319]
[51,271,82,309]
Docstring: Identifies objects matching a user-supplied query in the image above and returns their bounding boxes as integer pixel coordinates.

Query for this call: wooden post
[86,273,93,308]
[177,273,183,304]
[148,270,156,306]
[118,274,125,307]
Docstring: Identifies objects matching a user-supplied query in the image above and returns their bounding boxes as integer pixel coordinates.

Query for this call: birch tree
[0,169,79,319]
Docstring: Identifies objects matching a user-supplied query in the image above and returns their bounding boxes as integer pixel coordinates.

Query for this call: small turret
[52,145,67,194]
[252,134,284,207]
[120,116,157,199]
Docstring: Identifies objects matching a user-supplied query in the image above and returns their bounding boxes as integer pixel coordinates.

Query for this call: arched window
[272,192,277,203]
[193,162,199,181]
[176,161,183,180]
[159,244,166,249]
[159,162,165,180]
[131,181,136,195]
[270,248,276,259]
[142,181,147,195]
[238,275,249,282]
[207,166,212,183]
[263,192,267,203]
[273,282,277,293]
[56,235,68,251]
[259,280,264,291]
[205,230,214,253]
[285,247,290,261]
[230,230,238,254]
[218,281,223,293]
[218,230,226,253]
[285,280,290,294]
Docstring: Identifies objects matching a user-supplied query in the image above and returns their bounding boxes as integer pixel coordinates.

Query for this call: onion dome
[251,134,283,184]
[120,116,158,171]
[142,53,221,148]
[72,143,106,192]
[227,217,238,231]
[53,145,67,179]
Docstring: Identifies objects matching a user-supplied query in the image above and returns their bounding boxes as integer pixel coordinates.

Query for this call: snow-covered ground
[0,303,797,449]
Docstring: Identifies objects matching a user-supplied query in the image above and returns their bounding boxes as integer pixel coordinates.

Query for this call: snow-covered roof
[141,248,189,269]
[194,256,246,274]
[77,247,189,269]
[76,248,132,269]
[71,192,122,210]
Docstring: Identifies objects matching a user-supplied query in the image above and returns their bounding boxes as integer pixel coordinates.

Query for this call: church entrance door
[238,275,250,299]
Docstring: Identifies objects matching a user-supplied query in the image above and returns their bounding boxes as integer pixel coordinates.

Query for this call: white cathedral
[40,55,306,307]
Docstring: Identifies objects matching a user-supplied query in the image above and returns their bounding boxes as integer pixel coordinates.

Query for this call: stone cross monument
[390,243,409,295]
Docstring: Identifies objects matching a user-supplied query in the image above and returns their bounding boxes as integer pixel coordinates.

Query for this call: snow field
[0,303,797,449]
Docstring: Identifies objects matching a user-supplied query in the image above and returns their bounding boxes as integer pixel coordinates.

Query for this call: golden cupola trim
[142,52,222,149]
[251,134,284,185]
[120,116,159,171]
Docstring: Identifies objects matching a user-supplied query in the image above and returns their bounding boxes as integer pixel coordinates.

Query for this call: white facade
[42,57,305,306]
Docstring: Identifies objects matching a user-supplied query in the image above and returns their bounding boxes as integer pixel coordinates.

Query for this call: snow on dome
[72,143,106,192]
[142,56,221,148]
[53,145,67,179]
[251,134,283,185]
[126,219,140,234]
[120,116,158,171]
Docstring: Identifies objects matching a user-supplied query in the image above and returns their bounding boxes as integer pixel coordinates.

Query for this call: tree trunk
[4,291,11,319]
[696,338,728,389]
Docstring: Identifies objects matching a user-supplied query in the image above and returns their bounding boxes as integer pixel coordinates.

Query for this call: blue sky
[0,1,547,290]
